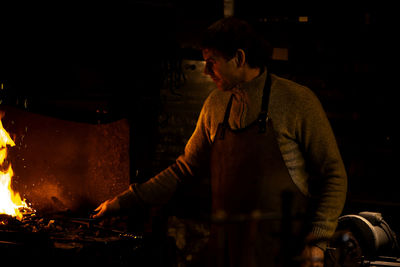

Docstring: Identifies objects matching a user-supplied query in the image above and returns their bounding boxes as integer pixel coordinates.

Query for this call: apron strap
[261,71,272,114]
[217,94,234,140]
[258,71,271,133]
[222,94,234,127]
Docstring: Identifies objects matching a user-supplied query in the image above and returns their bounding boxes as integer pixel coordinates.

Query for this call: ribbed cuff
[313,240,328,251]
[307,226,335,251]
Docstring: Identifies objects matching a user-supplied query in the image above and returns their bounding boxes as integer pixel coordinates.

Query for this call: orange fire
[0,116,29,220]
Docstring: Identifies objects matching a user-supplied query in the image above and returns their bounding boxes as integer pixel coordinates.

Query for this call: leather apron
[208,73,308,267]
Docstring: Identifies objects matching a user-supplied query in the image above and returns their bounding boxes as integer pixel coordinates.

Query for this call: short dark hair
[200,17,271,69]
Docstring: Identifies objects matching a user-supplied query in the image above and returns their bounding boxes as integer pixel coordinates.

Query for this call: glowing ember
[0,116,30,220]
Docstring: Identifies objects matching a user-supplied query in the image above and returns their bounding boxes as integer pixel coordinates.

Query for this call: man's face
[202,49,239,91]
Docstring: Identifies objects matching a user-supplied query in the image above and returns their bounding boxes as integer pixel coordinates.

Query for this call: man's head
[200,17,271,91]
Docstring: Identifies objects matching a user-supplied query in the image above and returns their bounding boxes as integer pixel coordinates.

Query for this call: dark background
[0,1,399,233]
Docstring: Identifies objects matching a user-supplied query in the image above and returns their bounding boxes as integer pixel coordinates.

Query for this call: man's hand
[91,197,120,219]
[300,245,324,267]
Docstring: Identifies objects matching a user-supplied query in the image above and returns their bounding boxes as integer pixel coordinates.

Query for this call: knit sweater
[118,69,348,249]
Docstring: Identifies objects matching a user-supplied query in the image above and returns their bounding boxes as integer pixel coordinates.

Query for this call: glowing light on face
[203,49,238,91]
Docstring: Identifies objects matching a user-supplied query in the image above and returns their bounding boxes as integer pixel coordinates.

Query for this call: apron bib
[208,73,308,267]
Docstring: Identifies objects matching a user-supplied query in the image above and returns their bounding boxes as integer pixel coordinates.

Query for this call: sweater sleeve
[118,95,213,209]
[297,89,348,249]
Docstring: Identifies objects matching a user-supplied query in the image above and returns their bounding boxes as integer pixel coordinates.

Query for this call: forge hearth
[0,105,174,267]
[0,105,130,215]
[0,213,146,267]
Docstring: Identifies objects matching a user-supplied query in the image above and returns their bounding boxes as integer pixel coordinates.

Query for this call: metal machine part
[326,211,399,267]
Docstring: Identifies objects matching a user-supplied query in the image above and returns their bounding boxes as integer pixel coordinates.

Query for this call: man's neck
[243,66,261,83]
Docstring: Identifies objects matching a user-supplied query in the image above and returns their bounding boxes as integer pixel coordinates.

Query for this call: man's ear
[235,49,246,67]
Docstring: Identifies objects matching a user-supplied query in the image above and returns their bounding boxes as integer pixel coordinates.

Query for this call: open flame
[0,116,30,221]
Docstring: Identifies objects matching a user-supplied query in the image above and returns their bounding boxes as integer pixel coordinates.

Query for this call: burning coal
[0,115,31,220]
